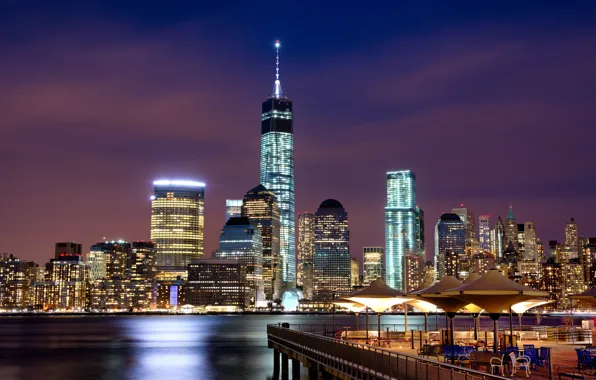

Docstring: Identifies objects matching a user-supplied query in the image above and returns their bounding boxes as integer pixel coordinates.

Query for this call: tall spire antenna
[273,40,283,98]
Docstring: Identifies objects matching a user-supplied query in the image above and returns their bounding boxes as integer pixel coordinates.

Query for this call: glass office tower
[151,179,205,277]
[297,212,315,287]
[259,42,295,286]
[385,170,418,291]
[435,213,467,279]
[313,199,351,301]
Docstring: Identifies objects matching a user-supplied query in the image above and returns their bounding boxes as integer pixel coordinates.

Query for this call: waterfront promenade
[268,323,593,380]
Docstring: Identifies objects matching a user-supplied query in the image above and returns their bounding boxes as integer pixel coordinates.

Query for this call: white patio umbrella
[346,278,412,344]
[332,298,366,330]
[443,269,549,352]
[511,299,552,341]
[461,273,484,340]
[406,299,437,332]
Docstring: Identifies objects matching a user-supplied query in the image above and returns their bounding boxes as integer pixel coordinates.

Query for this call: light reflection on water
[0,314,565,380]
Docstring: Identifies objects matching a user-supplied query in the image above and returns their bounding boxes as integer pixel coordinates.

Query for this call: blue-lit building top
[385,170,422,291]
[259,42,295,286]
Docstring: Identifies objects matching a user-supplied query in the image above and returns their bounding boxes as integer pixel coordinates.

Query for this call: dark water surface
[0,314,568,380]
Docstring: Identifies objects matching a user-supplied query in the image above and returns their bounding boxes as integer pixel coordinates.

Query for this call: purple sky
[1,6,595,264]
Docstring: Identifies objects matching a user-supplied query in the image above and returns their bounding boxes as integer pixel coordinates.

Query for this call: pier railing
[267,324,506,380]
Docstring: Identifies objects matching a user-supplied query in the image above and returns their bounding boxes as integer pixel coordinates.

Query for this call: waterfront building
[241,184,281,300]
[259,41,295,287]
[471,252,495,275]
[156,279,185,309]
[403,253,424,293]
[541,258,562,308]
[54,242,82,260]
[585,238,596,287]
[48,255,87,310]
[151,179,205,278]
[363,247,384,285]
[226,200,243,221]
[302,262,314,299]
[186,259,249,309]
[313,199,351,300]
[385,170,420,291]
[504,204,519,251]
[351,257,360,287]
[478,215,491,251]
[0,254,36,309]
[297,213,315,288]
[435,213,466,279]
[130,241,157,309]
[215,217,265,306]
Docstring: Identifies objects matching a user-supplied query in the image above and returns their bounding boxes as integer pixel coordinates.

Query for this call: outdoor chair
[444,345,462,363]
[506,346,520,355]
[524,347,539,370]
[458,347,476,366]
[523,344,535,351]
[576,349,595,371]
[509,352,531,377]
[490,354,505,376]
[418,344,430,357]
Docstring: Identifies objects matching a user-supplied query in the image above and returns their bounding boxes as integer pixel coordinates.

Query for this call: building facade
[478,215,491,251]
[363,247,384,285]
[297,212,315,288]
[435,213,467,279]
[151,179,205,278]
[403,253,424,292]
[215,217,265,306]
[385,170,420,291]
[351,258,360,287]
[241,184,281,300]
[225,200,243,221]
[504,204,519,252]
[54,242,82,260]
[186,259,248,309]
[313,199,351,300]
[259,43,295,286]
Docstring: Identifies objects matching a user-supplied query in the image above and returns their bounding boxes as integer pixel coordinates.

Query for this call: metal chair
[490,354,505,376]
[510,352,531,377]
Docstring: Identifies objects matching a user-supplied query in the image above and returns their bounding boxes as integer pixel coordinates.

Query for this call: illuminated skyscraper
[226,200,243,221]
[565,218,579,257]
[150,179,205,277]
[54,242,82,260]
[363,247,384,285]
[385,170,419,291]
[215,217,265,306]
[435,213,466,279]
[49,255,87,310]
[297,213,315,287]
[259,41,295,286]
[403,253,424,293]
[478,215,491,251]
[313,199,350,300]
[504,203,518,251]
[351,257,360,287]
[241,184,281,300]
[452,206,474,251]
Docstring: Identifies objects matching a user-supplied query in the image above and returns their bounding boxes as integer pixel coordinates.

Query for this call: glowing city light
[153,179,206,187]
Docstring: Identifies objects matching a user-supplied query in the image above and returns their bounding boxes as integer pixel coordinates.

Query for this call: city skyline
[1,2,596,265]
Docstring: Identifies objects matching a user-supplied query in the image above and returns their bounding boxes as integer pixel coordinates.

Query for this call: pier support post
[281,353,289,379]
[291,358,300,379]
[273,349,280,379]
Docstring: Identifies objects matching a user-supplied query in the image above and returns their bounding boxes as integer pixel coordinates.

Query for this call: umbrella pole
[518,313,522,342]
[472,313,479,341]
[509,307,513,347]
[424,313,428,332]
[378,313,382,346]
[489,313,500,353]
[404,304,408,332]
[366,307,369,343]
[355,312,359,331]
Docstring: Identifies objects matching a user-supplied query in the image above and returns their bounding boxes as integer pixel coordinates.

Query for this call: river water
[0,314,571,380]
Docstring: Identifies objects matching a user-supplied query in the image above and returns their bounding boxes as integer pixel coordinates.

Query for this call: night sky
[1,1,595,264]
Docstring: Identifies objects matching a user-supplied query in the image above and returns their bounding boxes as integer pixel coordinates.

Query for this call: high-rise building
[385,170,419,291]
[54,242,82,260]
[0,254,36,309]
[259,41,295,287]
[524,222,538,262]
[565,218,579,258]
[585,238,596,287]
[403,253,424,293]
[313,199,350,300]
[48,255,87,310]
[151,179,205,278]
[186,259,249,310]
[226,200,243,221]
[351,258,360,287]
[478,215,491,251]
[87,241,134,310]
[297,213,315,288]
[215,217,265,306]
[241,184,281,300]
[471,252,496,275]
[452,206,475,251]
[302,262,314,299]
[363,247,384,285]
[492,217,505,263]
[435,213,466,279]
[504,204,518,251]
[130,241,157,309]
